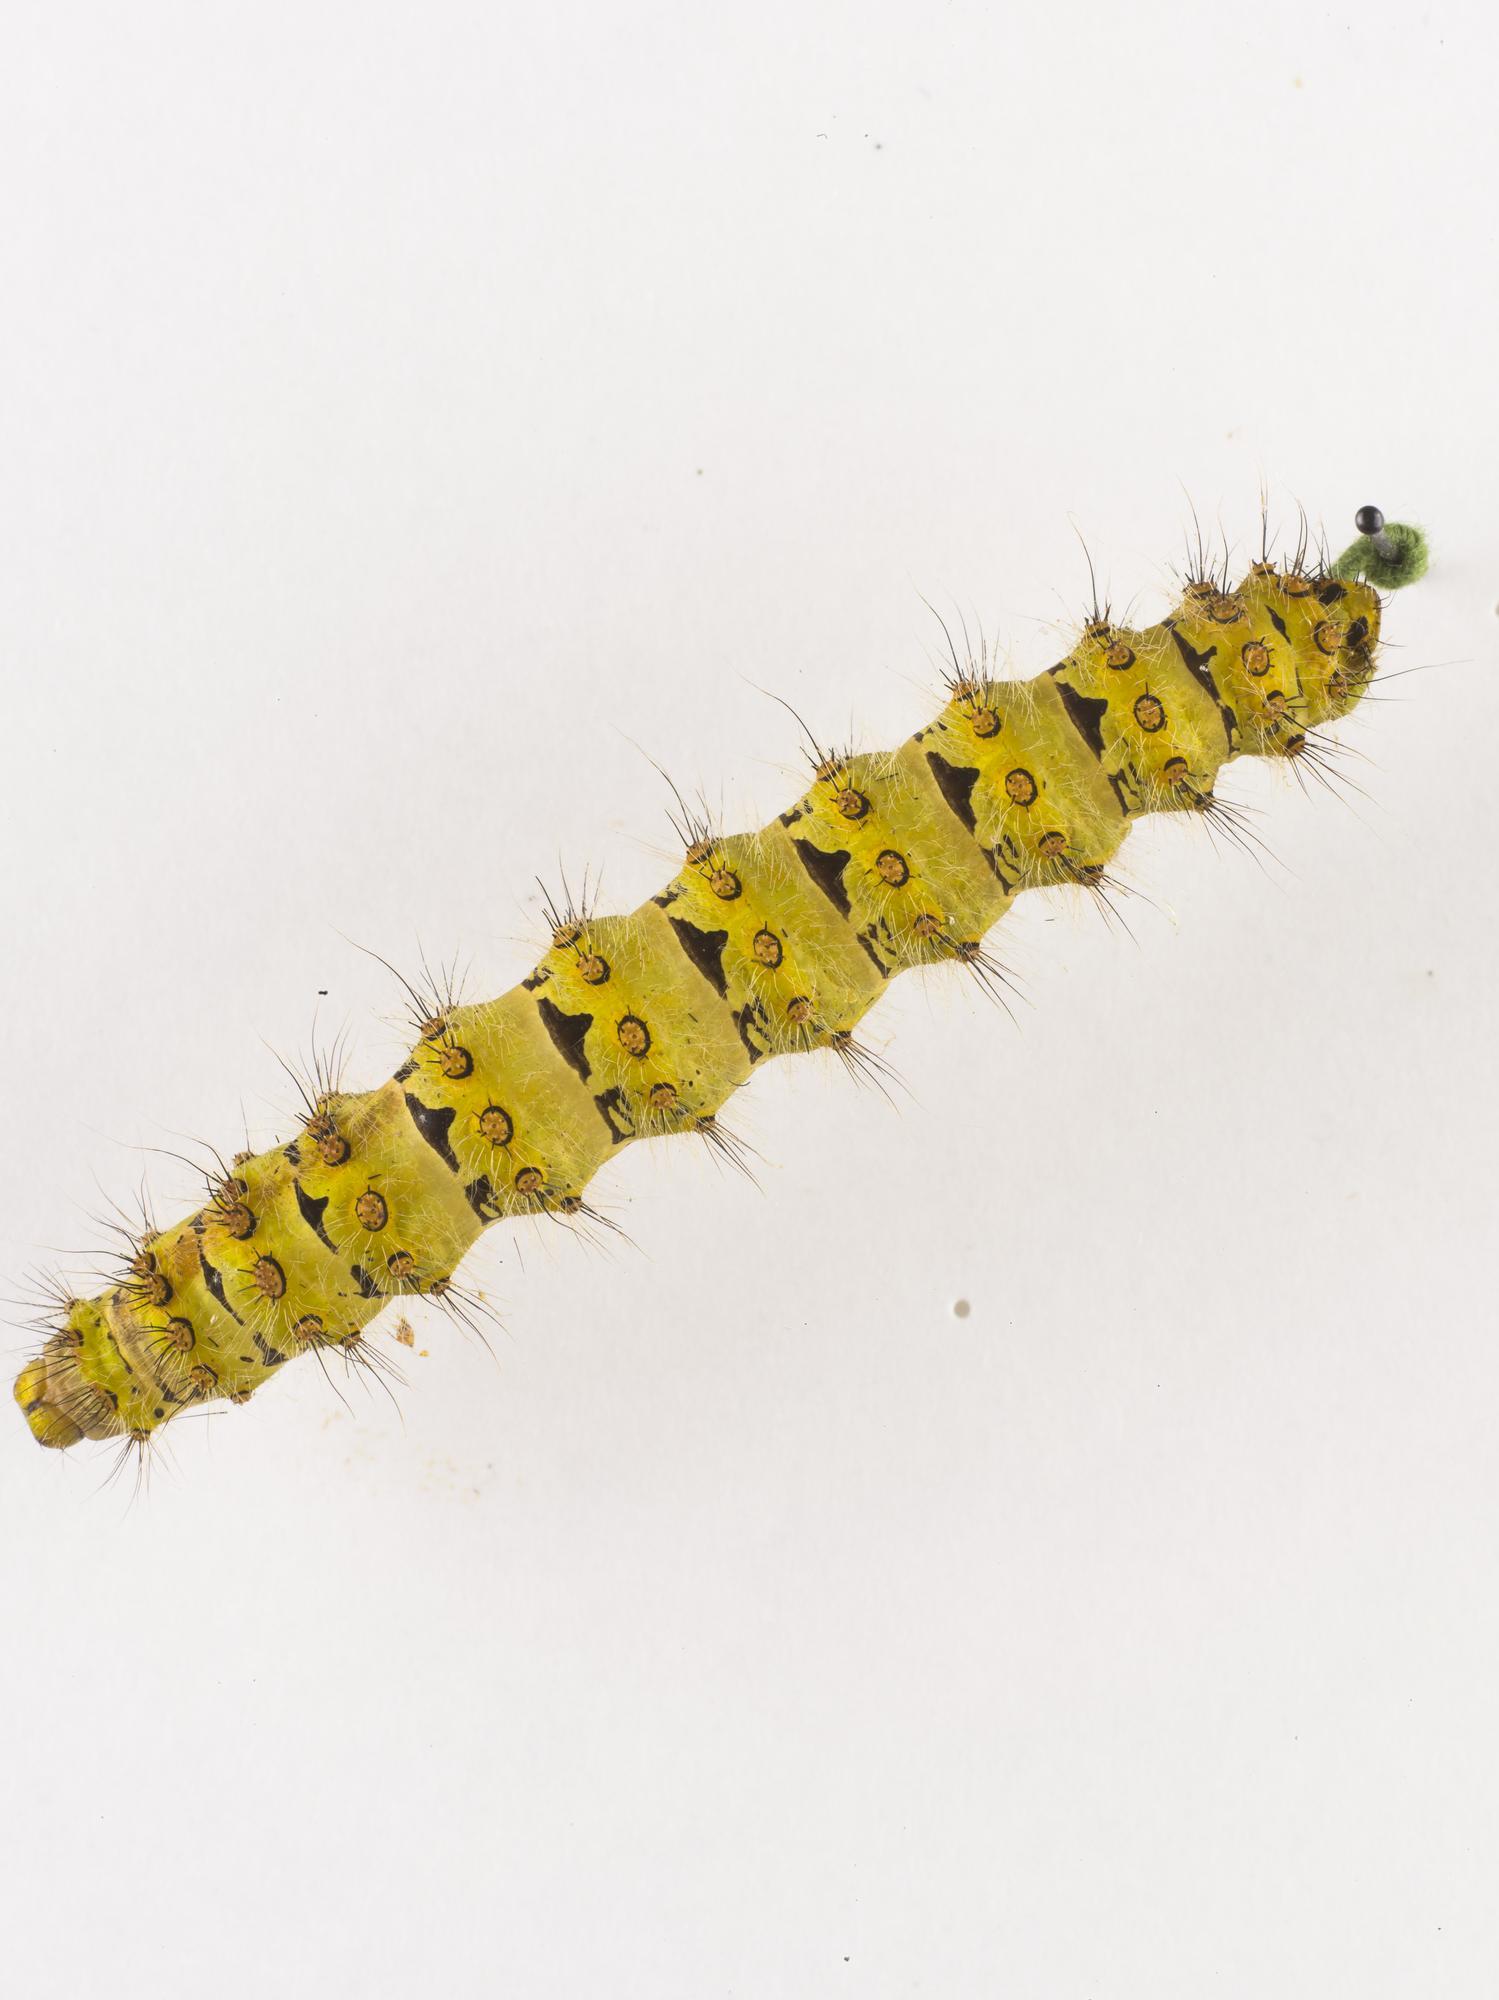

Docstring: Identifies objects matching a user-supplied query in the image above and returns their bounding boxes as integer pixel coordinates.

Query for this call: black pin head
[1333,508,1429,591]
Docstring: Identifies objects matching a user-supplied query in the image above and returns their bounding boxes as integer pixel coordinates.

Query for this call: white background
[2,4,1496,1994]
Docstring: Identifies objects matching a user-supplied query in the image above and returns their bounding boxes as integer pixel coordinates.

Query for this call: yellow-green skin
[14,562,1382,1452]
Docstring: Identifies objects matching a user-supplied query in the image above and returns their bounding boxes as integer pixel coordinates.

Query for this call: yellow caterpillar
[12,515,1424,1461]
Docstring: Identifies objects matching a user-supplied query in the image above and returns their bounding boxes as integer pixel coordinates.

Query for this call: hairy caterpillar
[11,511,1427,1465]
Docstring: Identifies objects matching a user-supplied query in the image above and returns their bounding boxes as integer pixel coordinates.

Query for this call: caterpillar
[11,508,1429,1466]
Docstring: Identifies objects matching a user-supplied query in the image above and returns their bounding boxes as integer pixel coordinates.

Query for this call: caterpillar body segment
[14,549,1391,1456]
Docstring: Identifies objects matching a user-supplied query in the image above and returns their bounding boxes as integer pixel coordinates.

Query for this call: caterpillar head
[1308,576,1383,722]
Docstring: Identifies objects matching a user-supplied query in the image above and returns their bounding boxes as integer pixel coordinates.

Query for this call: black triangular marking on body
[1168,625,1222,699]
[403,1091,460,1171]
[735,998,770,1064]
[294,1180,335,1250]
[1166,627,1237,745]
[1108,771,1136,817]
[349,1262,382,1298]
[463,1174,504,1222]
[1267,607,1290,641]
[1053,676,1109,759]
[669,916,730,998]
[988,846,1019,895]
[536,995,594,1082]
[197,1250,245,1326]
[924,750,980,834]
[594,1086,635,1143]
[252,1329,288,1368]
[856,927,893,978]
[793,837,853,916]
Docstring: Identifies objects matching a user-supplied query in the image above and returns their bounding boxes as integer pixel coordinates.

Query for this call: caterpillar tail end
[13,1357,85,1451]
[1333,510,1430,591]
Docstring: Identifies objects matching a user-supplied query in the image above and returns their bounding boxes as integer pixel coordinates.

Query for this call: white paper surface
[2,4,1496,1994]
